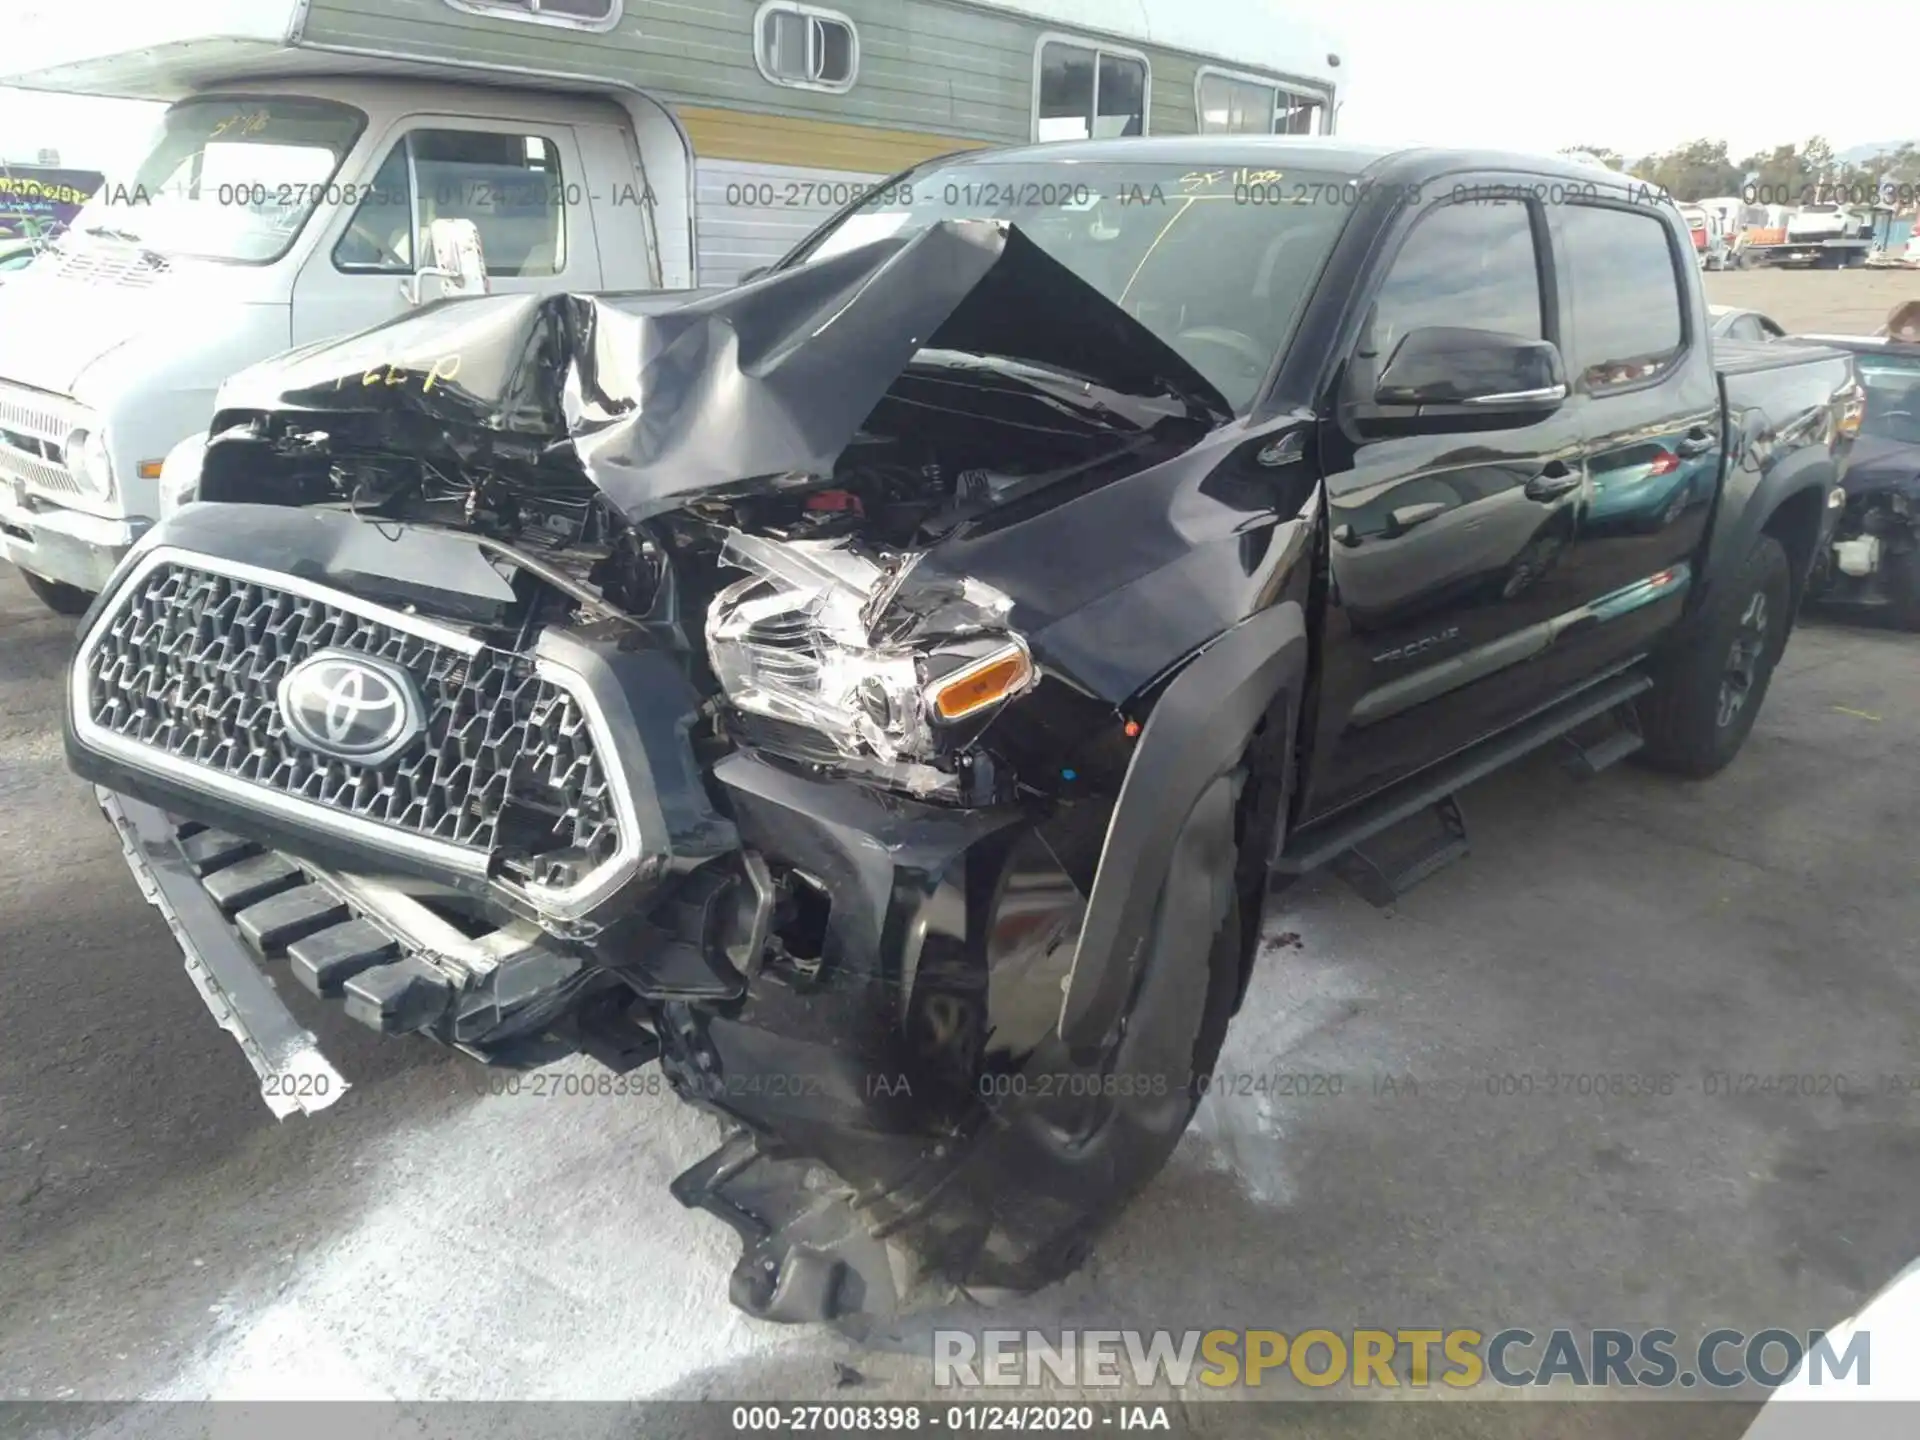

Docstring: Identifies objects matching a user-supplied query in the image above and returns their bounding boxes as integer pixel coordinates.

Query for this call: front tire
[1636,534,1792,777]
[20,569,94,617]
[917,784,1256,1306]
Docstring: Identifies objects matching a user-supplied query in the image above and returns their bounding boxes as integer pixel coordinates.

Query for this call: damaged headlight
[705,531,1036,787]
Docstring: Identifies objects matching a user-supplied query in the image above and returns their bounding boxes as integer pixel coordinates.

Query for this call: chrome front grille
[0,381,83,497]
[52,245,169,290]
[76,555,626,890]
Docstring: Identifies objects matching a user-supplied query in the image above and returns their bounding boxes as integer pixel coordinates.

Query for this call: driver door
[1306,187,1588,820]
[290,116,601,348]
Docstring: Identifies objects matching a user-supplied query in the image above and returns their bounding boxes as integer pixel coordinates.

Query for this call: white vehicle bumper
[0,482,147,593]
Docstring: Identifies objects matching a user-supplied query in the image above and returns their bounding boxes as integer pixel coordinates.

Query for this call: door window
[1559,204,1686,391]
[334,129,567,277]
[1197,71,1328,136]
[444,0,620,30]
[756,3,858,92]
[1369,198,1545,364]
[1035,40,1148,141]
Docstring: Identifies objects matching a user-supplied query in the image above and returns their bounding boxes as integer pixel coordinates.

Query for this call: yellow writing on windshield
[1177,167,1286,194]
[209,111,272,139]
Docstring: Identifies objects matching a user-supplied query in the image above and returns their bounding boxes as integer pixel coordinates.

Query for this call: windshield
[786,159,1361,412]
[1854,352,1920,442]
[64,96,365,265]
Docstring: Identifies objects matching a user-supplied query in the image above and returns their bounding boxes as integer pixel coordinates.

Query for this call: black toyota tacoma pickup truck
[64,139,1859,1326]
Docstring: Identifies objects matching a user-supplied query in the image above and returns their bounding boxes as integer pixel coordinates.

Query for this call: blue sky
[1,0,1914,171]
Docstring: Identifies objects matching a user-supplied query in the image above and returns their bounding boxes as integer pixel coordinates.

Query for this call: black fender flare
[1698,414,1839,617]
[1057,600,1308,1050]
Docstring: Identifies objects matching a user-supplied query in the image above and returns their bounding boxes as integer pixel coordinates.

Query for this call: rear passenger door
[1545,199,1721,681]
[290,118,602,348]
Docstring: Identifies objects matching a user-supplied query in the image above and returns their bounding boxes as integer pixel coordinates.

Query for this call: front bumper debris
[98,786,347,1118]
[96,785,599,1119]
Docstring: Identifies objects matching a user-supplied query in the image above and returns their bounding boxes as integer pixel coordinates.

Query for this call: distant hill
[1839,140,1917,165]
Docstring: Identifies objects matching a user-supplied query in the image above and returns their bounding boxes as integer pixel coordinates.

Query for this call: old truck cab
[0,2,694,612]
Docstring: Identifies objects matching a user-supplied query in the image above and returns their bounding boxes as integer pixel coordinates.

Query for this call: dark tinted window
[1096,53,1146,137]
[1371,199,1543,363]
[1037,42,1146,140]
[1036,44,1095,140]
[1561,204,1685,390]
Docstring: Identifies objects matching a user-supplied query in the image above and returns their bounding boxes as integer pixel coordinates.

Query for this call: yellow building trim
[675,105,995,174]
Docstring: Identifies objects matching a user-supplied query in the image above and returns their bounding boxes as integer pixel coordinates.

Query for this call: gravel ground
[1704,266,1920,333]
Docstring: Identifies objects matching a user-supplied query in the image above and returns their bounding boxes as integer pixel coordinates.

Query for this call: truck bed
[1712,336,1850,376]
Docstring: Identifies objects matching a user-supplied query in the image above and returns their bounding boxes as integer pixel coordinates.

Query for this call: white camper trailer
[0,0,1347,612]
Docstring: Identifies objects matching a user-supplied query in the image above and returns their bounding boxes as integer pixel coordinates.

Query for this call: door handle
[1676,428,1718,458]
[1385,500,1448,535]
[1523,462,1582,502]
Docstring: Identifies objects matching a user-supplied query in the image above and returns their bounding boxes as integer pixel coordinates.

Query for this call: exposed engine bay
[66,220,1313,1326]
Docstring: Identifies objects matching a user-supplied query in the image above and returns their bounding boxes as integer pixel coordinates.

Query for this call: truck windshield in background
[65,96,365,265]
[789,161,1363,412]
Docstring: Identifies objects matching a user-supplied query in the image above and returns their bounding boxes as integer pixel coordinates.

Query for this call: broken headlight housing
[705,531,1036,794]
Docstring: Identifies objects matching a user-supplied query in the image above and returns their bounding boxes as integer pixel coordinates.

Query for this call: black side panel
[1058,600,1308,1049]
[1700,354,1854,609]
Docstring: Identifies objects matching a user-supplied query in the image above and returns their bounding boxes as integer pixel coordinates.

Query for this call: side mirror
[402,218,490,306]
[1352,326,1567,437]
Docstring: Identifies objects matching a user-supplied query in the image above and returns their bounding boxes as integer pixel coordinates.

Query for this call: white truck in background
[0,9,694,614]
[1735,201,1875,269]
[0,0,1348,616]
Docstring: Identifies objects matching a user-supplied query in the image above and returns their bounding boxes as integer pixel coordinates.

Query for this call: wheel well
[1761,485,1826,606]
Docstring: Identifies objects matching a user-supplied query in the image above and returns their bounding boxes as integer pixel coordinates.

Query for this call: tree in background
[1563,136,1920,207]
[1561,144,1627,171]
[1636,139,1744,201]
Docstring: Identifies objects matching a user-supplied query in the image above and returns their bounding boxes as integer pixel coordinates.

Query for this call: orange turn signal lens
[927,644,1034,722]
[137,459,165,480]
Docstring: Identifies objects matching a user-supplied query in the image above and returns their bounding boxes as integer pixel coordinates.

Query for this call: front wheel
[1636,534,1792,777]
[20,569,94,616]
[902,780,1255,1306]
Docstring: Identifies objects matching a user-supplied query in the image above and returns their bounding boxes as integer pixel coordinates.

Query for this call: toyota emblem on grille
[276,650,425,766]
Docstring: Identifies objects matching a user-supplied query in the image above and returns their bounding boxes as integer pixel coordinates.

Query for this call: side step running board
[1329,793,1469,908]
[1560,699,1645,777]
[1276,669,1655,900]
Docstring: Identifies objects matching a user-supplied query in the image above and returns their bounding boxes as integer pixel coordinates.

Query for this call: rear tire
[20,569,93,617]
[1636,534,1792,777]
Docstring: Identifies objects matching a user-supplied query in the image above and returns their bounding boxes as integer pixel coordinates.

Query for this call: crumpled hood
[1839,431,1920,496]
[206,220,1233,520]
